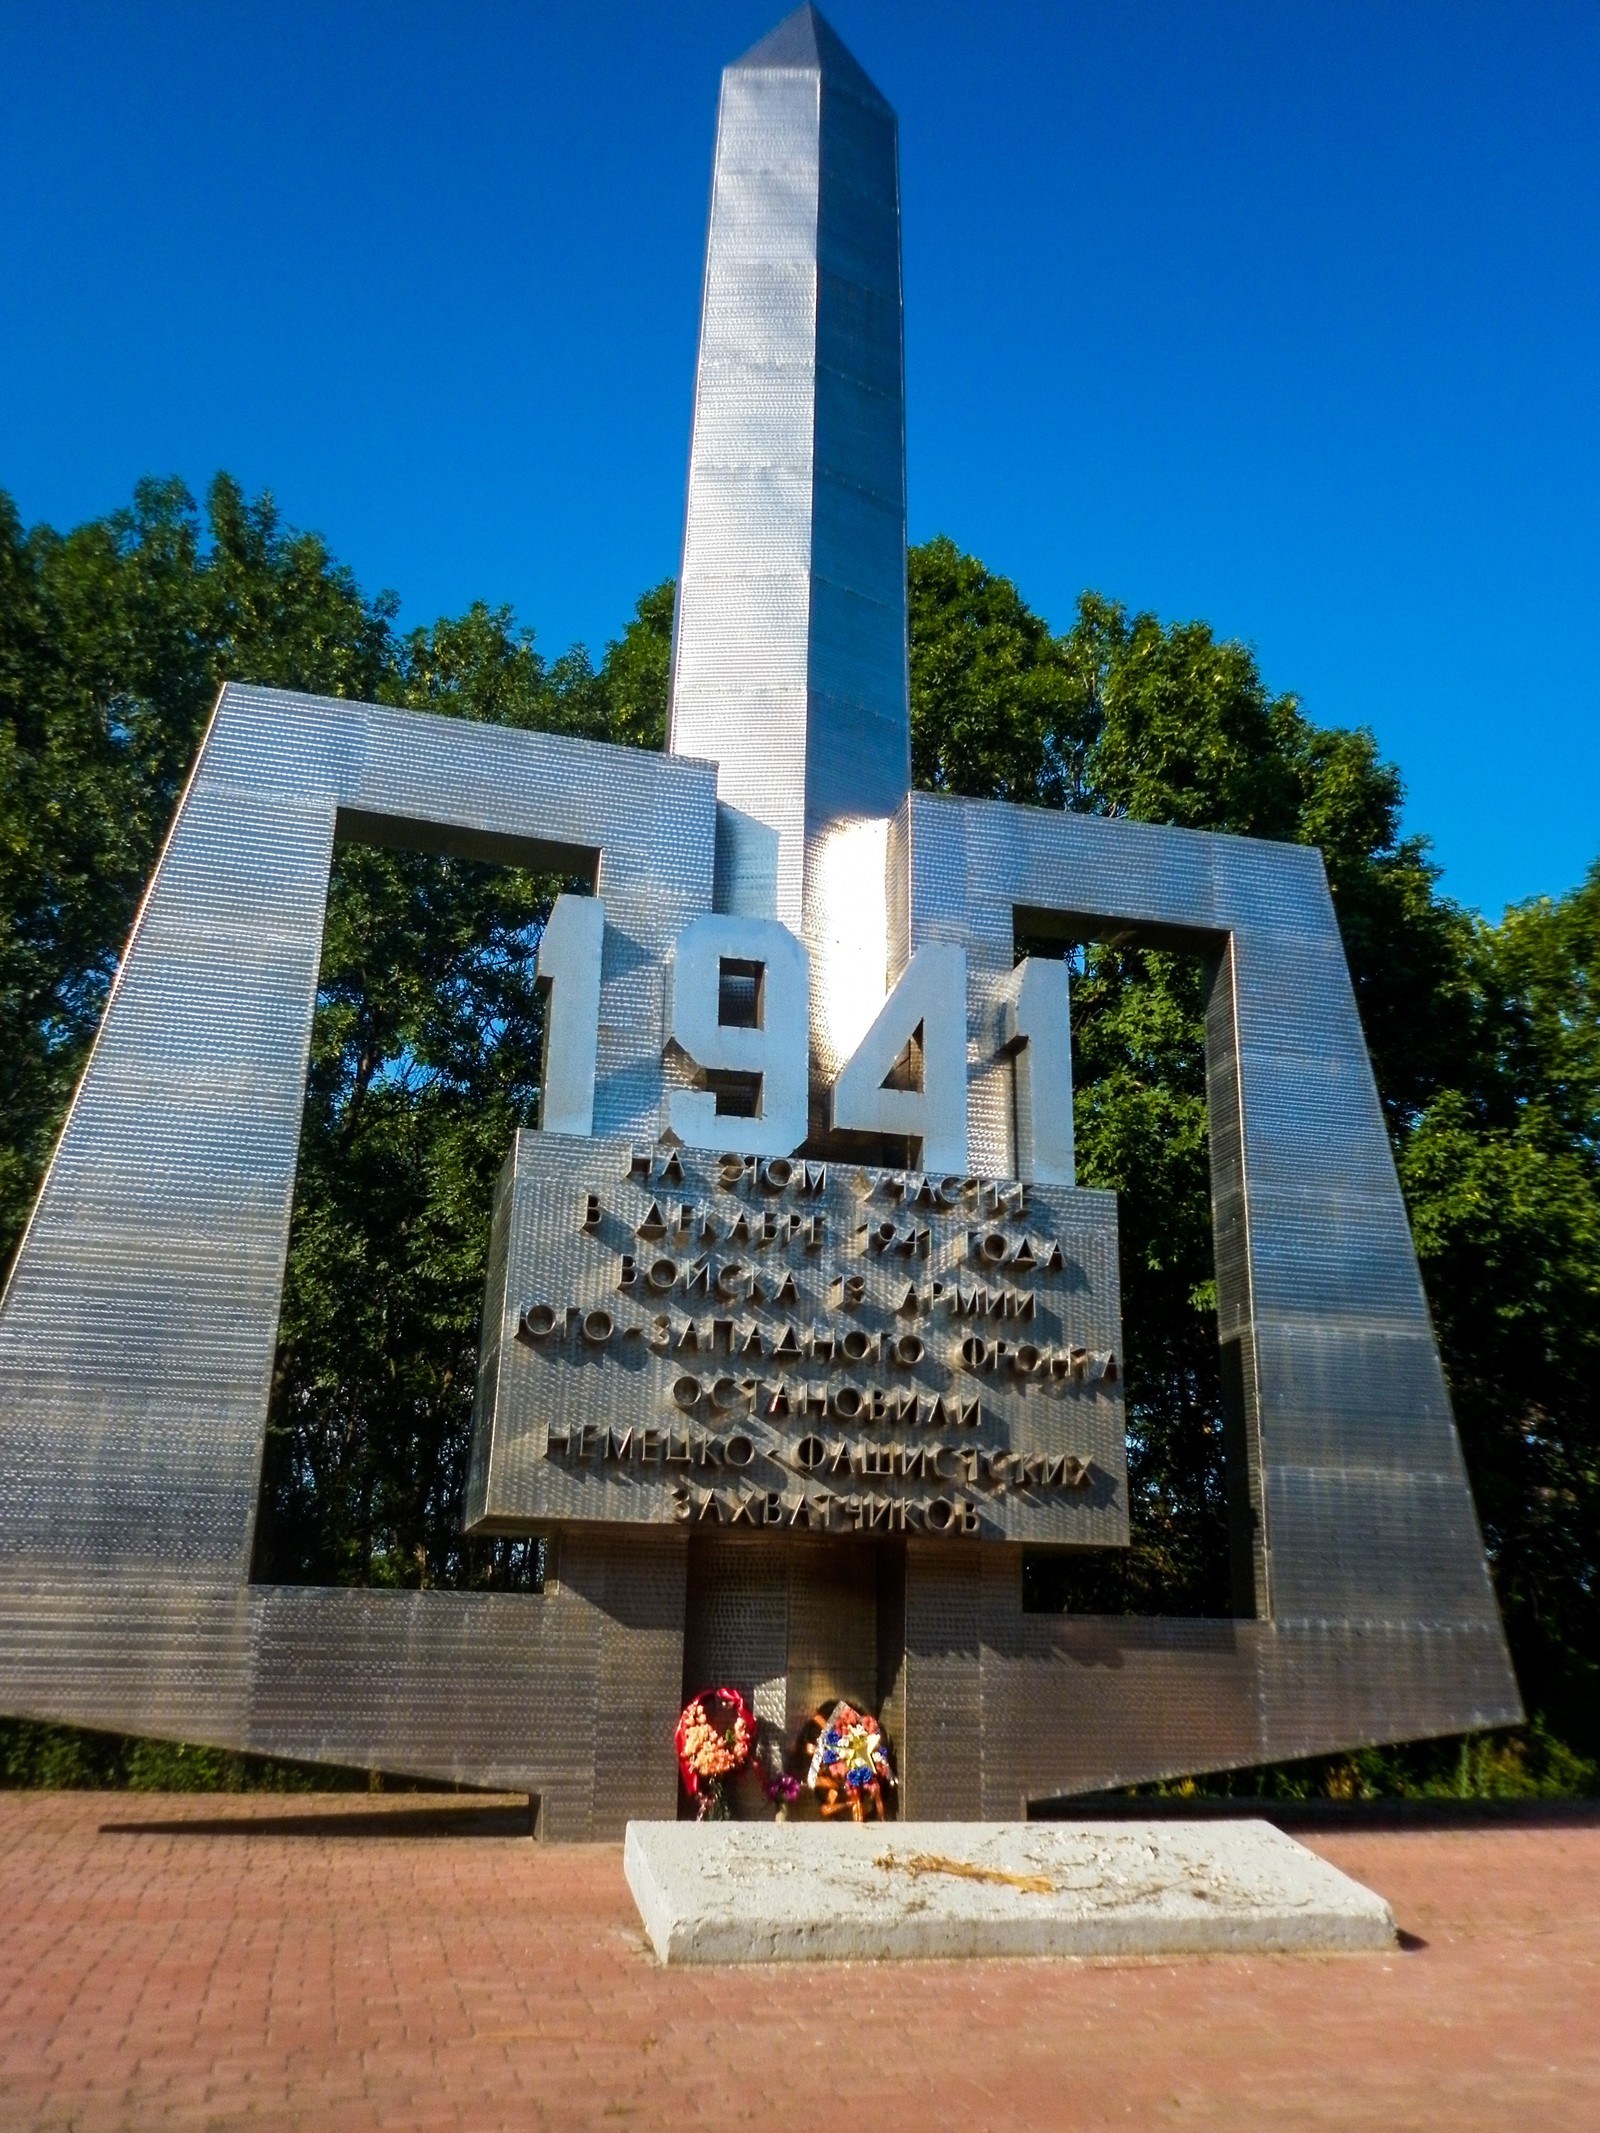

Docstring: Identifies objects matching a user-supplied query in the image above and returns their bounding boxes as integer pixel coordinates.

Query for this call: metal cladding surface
[667,4,910,931]
[0,681,713,1836]
[0,5,1521,1831]
[890,792,1521,1812]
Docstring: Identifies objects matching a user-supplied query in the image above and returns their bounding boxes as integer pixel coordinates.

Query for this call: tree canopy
[1,482,1594,1789]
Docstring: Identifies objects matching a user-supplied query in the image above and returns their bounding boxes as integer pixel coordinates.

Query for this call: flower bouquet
[675,1687,756,1820]
[805,1701,895,1822]
[764,1772,803,1820]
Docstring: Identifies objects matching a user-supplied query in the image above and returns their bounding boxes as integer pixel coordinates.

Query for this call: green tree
[253,590,676,1588]
[1398,868,1600,1752]
[909,534,1092,806]
[1051,591,1308,1611]
[0,484,672,1274]
[251,838,560,1590]
[0,481,669,1597]
[598,578,675,750]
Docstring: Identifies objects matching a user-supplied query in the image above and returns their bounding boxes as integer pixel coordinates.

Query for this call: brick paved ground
[0,1792,1596,2131]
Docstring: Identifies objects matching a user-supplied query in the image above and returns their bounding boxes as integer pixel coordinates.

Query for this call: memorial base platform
[624,1818,1396,1964]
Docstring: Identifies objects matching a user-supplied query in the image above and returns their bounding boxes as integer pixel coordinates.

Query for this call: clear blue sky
[3,0,1595,918]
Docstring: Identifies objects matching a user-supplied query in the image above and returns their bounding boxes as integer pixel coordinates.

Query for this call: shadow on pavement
[1030,1795,1600,1832]
[99,1799,536,1841]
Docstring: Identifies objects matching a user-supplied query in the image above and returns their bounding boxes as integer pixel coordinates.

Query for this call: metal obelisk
[667,5,909,949]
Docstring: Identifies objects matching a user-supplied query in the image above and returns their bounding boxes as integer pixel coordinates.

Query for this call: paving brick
[0,1794,1595,2130]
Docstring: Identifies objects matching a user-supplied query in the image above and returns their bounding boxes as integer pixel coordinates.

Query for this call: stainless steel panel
[0,681,715,1835]
[895,788,1520,1792]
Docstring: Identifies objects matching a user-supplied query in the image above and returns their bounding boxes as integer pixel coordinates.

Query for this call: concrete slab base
[624,1819,1396,1964]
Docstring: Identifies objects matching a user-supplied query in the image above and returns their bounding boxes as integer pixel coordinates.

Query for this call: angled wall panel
[0,683,716,1836]
[893,792,1520,1813]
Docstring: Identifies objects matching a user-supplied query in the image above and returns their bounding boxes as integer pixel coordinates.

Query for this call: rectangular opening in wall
[717,957,764,1028]
[1012,915,1235,1619]
[251,826,591,1594]
[705,1068,763,1117]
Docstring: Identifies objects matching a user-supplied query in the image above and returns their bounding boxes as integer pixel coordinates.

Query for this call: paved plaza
[0,1792,1595,2131]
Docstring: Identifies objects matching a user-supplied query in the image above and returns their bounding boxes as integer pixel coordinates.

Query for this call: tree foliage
[252,841,557,1591]
[1398,874,1600,1740]
[1,482,1595,1781]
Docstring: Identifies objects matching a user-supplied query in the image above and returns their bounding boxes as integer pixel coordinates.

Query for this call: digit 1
[1003,956,1075,1185]
[536,892,604,1136]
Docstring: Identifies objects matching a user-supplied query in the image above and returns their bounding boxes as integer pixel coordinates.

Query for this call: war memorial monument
[0,8,1521,1854]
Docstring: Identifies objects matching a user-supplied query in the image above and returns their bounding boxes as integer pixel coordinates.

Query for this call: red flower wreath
[675,1687,756,1819]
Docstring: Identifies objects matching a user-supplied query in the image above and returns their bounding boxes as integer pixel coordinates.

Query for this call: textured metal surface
[0,685,1515,1818]
[668,6,909,932]
[0,680,713,1836]
[467,1134,1125,1545]
[0,5,1520,1830]
[900,1547,1519,1818]
[901,791,1505,1632]
[889,794,1521,1813]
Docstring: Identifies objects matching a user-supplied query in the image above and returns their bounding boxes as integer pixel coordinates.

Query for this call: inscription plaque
[465,1134,1127,1544]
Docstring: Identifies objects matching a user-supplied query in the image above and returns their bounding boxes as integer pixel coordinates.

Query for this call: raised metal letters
[466,1137,1123,1545]
[1000,958,1075,1187]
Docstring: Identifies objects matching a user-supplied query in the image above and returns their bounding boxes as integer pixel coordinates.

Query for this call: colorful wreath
[805,1701,896,1822]
[675,1687,756,1819]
